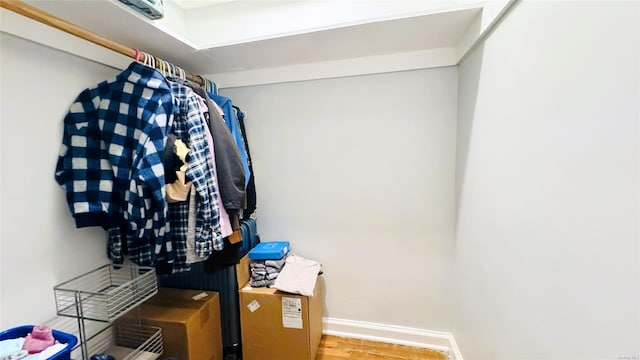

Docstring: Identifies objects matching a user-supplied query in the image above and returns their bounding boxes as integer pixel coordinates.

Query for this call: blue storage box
[0,325,77,360]
[248,241,290,260]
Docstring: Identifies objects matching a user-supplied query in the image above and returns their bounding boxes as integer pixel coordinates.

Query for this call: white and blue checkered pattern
[56,62,176,266]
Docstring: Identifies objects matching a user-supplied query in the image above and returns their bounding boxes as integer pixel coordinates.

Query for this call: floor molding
[322,317,463,360]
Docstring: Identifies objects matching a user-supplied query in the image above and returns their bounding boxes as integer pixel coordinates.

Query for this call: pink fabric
[22,326,55,354]
[194,94,208,115]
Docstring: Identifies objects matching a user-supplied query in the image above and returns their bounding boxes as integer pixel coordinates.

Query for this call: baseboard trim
[322,317,463,360]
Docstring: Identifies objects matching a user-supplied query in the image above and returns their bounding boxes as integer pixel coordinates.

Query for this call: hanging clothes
[208,88,251,187]
[192,88,233,238]
[165,139,191,203]
[170,80,238,268]
[55,61,176,266]
[192,86,246,214]
[55,60,257,272]
[233,105,257,219]
[185,186,199,264]
[166,79,223,271]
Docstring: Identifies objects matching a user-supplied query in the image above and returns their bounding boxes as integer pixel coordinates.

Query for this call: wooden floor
[316,335,448,360]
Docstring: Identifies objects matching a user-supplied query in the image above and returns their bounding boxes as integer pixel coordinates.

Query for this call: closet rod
[0,0,205,86]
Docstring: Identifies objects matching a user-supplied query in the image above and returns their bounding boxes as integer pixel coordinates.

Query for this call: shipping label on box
[282,297,303,329]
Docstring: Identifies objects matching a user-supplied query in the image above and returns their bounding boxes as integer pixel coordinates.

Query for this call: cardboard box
[239,276,324,360]
[132,287,223,360]
[236,254,250,288]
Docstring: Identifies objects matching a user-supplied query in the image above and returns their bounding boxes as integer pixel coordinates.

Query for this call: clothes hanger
[157,57,164,75]
[154,56,164,75]
[141,51,149,67]
[174,65,181,79]
[196,74,207,91]
[196,75,205,88]
[162,59,170,77]
[211,80,218,95]
[166,60,173,77]
[145,52,155,70]
[153,55,160,74]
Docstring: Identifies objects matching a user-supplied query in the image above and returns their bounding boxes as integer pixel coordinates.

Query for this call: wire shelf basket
[87,322,163,360]
[54,265,158,322]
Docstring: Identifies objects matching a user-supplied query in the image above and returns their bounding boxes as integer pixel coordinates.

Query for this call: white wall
[454,1,639,359]
[221,68,458,331]
[0,34,114,328]
[2,3,638,358]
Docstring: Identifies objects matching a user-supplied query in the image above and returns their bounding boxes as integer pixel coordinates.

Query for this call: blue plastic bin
[0,325,77,360]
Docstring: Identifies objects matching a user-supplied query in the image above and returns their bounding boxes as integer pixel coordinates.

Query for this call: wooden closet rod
[0,0,205,86]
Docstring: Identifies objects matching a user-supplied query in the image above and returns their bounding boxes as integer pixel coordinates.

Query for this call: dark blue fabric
[234,106,257,219]
[55,61,176,266]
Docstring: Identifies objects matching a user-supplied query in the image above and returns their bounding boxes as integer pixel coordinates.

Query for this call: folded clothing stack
[250,257,287,287]
[272,254,322,296]
[248,241,290,288]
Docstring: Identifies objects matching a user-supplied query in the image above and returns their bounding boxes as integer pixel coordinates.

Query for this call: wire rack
[86,321,162,360]
[51,264,162,360]
[54,264,158,322]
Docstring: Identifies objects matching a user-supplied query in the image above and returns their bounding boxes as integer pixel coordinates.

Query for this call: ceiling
[200,8,479,72]
[18,0,482,73]
[2,0,513,87]
[173,0,246,9]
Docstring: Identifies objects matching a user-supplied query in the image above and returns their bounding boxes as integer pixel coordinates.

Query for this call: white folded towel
[272,254,322,296]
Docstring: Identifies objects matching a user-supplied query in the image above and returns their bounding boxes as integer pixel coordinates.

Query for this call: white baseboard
[322,317,464,360]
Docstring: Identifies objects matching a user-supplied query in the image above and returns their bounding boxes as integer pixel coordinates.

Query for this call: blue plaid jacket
[169,80,223,262]
[55,62,176,266]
